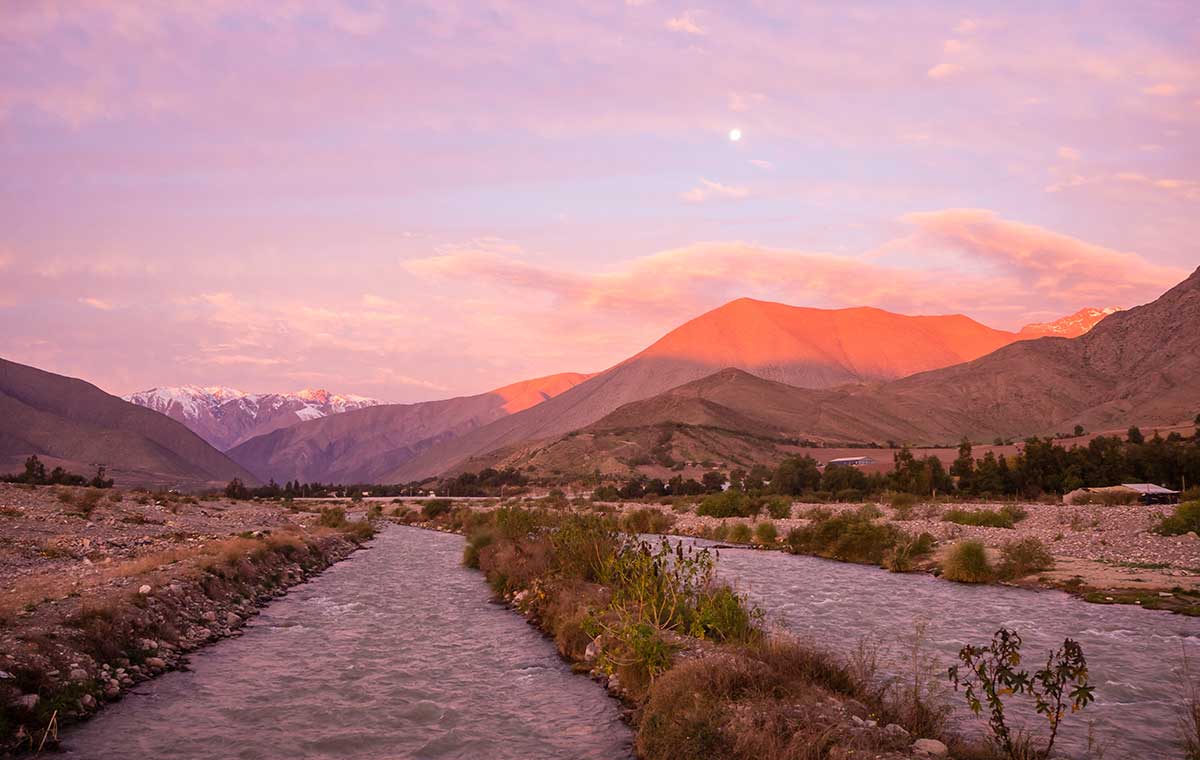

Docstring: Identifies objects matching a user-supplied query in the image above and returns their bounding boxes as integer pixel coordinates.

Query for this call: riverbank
[0,484,375,755]
[457,508,965,760]
[391,495,1200,614]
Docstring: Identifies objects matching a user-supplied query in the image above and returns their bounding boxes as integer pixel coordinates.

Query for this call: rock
[913,738,949,757]
[104,680,121,698]
[884,723,910,739]
[69,668,89,682]
[15,693,39,711]
[138,584,152,594]
[202,610,218,622]
[584,639,601,663]
[144,657,167,670]
[79,693,96,710]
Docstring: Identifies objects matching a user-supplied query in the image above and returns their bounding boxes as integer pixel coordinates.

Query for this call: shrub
[1155,501,1200,536]
[621,508,676,535]
[890,491,917,510]
[943,505,1026,529]
[696,491,758,518]
[753,521,778,546]
[420,498,454,520]
[998,538,1054,579]
[764,496,791,520]
[317,506,348,528]
[836,488,864,503]
[728,522,753,543]
[942,540,992,583]
[949,628,1094,759]
[785,511,930,567]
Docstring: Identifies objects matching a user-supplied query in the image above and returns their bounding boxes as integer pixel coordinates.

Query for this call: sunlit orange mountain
[379,299,1108,481]
[1018,306,1120,338]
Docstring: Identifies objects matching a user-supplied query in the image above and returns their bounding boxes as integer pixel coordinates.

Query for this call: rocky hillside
[468,267,1200,474]
[124,386,382,450]
[0,358,259,489]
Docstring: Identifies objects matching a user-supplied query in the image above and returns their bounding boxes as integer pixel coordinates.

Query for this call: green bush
[1154,501,1200,536]
[754,521,778,545]
[998,537,1054,579]
[622,508,676,535]
[942,540,992,583]
[421,498,455,520]
[835,489,864,503]
[785,512,932,566]
[696,491,760,518]
[942,505,1026,529]
[728,523,753,543]
[764,497,791,520]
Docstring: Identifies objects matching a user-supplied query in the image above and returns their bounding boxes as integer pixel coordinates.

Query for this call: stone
[202,610,218,622]
[15,693,39,711]
[79,693,96,710]
[138,584,152,594]
[884,723,909,739]
[584,639,600,663]
[913,738,949,757]
[69,668,89,682]
[144,657,167,670]
[225,612,242,627]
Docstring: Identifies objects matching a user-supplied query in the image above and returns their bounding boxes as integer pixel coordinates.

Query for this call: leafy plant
[942,540,992,583]
[949,628,1095,759]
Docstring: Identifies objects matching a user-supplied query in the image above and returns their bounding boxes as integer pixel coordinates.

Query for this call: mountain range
[124,386,382,450]
[0,358,257,489]
[461,269,1199,478]
[372,299,1120,482]
[0,286,1140,488]
[225,372,592,484]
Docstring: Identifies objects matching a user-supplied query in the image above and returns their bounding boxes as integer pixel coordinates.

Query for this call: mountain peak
[1018,306,1121,338]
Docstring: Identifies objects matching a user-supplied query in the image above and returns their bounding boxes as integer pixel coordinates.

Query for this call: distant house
[825,456,877,468]
[1063,483,1180,506]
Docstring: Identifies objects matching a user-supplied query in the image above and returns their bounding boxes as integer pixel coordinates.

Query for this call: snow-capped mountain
[1018,307,1121,338]
[124,385,382,451]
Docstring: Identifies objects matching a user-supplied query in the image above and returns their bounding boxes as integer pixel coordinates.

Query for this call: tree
[772,456,821,495]
[1127,425,1145,444]
[23,455,47,484]
[701,471,727,493]
[224,478,250,499]
[951,438,975,492]
[1073,424,1085,437]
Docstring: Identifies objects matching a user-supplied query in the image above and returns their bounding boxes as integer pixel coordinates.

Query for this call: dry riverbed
[0,484,373,754]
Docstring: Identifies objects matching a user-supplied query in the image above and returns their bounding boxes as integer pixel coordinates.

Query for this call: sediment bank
[0,484,374,754]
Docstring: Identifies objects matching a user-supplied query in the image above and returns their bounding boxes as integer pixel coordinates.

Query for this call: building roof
[1119,483,1180,495]
[827,456,876,464]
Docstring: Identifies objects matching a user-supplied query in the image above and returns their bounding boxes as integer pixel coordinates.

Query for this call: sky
[1,1,1197,402]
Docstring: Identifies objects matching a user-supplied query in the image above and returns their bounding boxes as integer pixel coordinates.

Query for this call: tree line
[1,455,113,488]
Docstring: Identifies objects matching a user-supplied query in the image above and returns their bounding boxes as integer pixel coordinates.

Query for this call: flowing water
[61,526,634,760]
[703,541,1200,759]
[60,525,1198,759]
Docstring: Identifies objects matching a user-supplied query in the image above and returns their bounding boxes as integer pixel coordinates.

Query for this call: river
[61,526,634,759]
[61,525,1199,758]
[705,541,1199,759]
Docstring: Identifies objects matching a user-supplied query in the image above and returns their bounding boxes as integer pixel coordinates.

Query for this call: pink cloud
[665,10,706,35]
[901,209,1187,302]
[680,178,750,203]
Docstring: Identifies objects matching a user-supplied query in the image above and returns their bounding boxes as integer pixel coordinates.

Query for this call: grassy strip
[461,507,972,760]
[0,516,376,754]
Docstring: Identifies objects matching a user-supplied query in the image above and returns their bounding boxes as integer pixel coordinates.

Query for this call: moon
[729,128,742,142]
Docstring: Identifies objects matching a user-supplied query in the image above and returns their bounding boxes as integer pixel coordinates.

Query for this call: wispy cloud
[927,62,963,79]
[681,178,749,204]
[665,10,706,35]
[78,297,114,311]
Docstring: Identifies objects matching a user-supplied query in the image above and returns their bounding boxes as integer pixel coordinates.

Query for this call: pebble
[15,693,39,710]
[144,657,167,670]
[79,693,96,710]
[138,584,152,594]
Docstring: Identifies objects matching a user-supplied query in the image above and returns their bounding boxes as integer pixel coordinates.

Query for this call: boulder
[15,693,39,711]
[69,668,89,682]
[144,657,167,670]
[913,738,949,757]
